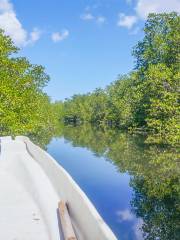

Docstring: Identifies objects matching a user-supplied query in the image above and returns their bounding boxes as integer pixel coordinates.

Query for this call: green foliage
[133,12,180,71]
[0,29,62,137]
[62,13,180,147]
[63,88,109,125]
[61,124,180,240]
[131,177,180,240]
[131,12,180,145]
[142,64,180,145]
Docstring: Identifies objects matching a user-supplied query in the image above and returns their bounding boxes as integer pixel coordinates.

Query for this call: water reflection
[27,122,63,149]
[32,124,180,240]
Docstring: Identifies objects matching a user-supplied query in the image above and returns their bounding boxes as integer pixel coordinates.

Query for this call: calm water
[45,125,178,240]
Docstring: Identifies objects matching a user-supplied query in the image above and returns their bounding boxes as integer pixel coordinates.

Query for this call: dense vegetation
[0,29,62,138]
[63,13,180,146]
[61,124,180,240]
[0,11,179,239]
[0,13,179,146]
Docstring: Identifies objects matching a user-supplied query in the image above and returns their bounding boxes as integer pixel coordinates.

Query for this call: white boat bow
[0,136,117,240]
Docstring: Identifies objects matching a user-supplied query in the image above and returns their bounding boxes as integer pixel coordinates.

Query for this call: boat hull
[0,136,117,240]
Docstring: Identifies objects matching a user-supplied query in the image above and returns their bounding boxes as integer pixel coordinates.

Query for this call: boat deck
[0,170,49,240]
[0,136,117,240]
[0,137,60,240]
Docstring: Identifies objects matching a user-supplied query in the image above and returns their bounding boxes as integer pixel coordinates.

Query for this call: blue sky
[0,0,180,100]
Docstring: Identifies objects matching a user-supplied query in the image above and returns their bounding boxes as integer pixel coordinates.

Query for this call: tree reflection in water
[32,124,180,239]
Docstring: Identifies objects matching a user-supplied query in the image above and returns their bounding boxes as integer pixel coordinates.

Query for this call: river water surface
[45,125,178,240]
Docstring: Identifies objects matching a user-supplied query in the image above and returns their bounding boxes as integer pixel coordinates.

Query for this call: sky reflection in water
[47,137,143,240]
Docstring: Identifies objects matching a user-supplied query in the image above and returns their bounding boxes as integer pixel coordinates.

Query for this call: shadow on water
[30,124,180,240]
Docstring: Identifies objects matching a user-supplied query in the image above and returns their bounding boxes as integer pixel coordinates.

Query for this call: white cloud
[117,13,137,29]
[81,11,106,25]
[133,219,144,240]
[96,16,106,24]
[81,13,94,21]
[136,0,180,19]
[130,26,140,35]
[0,0,27,46]
[0,0,41,46]
[126,0,133,5]
[29,28,41,44]
[116,209,134,222]
[0,0,12,12]
[51,30,69,43]
[84,4,99,11]
[118,0,180,32]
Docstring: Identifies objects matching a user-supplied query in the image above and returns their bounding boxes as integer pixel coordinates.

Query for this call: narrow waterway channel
[46,125,178,240]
